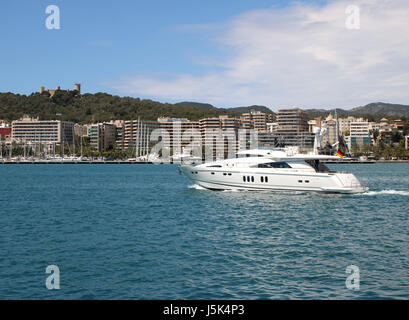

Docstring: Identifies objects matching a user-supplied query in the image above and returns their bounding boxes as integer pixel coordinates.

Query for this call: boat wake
[188,184,207,190]
[356,189,409,196]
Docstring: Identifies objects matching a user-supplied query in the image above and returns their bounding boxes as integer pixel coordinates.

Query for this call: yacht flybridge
[180,148,367,194]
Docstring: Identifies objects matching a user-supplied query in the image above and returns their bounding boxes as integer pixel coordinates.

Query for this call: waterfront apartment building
[321,114,338,146]
[88,123,117,153]
[393,119,404,131]
[123,119,161,153]
[338,116,355,134]
[267,122,279,134]
[348,120,371,148]
[199,116,242,156]
[275,108,314,147]
[111,120,125,151]
[378,118,393,133]
[369,122,381,132]
[308,118,320,133]
[157,117,200,153]
[11,116,74,144]
[74,124,90,137]
[338,116,368,135]
[241,110,274,132]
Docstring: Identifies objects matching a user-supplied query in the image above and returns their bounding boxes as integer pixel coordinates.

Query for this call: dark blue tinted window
[258,162,291,168]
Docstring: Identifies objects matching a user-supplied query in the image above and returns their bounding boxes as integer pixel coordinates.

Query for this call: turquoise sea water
[0,163,408,299]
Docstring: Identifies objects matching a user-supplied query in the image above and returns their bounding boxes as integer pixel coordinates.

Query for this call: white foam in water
[358,189,409,196]
[188,185,241,192]
[188,185,409,196]
[188,184,207,190]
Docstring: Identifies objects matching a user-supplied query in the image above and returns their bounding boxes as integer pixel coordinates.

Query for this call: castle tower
[74,83,81,94]
[40,86,45,94]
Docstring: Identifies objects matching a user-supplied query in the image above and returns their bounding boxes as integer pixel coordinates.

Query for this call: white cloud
[108,0,409,110]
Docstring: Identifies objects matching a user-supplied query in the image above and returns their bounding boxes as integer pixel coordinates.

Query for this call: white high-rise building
[11,116,74,144]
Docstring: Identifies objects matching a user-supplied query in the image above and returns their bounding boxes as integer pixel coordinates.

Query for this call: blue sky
[1,0,408,109]
[0,1,301,93]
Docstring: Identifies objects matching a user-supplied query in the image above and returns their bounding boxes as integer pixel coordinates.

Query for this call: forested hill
[306,102,409,120]
[174,101,273,114]
[350,102,409,118]
[0,91,273,124]
[1,90,407,124]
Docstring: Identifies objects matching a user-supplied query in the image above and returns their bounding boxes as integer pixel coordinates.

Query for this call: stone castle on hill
[40,83,81,97]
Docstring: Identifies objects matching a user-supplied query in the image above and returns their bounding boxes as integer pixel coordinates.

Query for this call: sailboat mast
[141,124,144,156]
[143,124,146,156]
[135,119,137,158]
[61,122,64,160]
[145,124,148,156]
[335,109,339,147]
[73,133,75,157]
[136,117,140,158]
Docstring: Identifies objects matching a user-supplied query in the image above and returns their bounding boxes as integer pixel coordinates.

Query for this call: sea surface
[0,163,408,299]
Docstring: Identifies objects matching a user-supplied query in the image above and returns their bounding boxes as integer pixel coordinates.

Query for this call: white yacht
[180,148,367,194]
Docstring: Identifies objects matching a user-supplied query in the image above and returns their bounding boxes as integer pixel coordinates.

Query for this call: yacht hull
[180,165,366,194]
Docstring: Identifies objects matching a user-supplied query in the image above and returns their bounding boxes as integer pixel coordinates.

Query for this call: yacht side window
[258,162,291,169]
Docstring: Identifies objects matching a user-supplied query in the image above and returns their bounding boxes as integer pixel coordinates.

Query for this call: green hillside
[0,91,246,123]
[306,103,409,121]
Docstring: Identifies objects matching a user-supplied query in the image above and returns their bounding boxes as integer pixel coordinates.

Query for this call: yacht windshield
[306,160,330,172]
